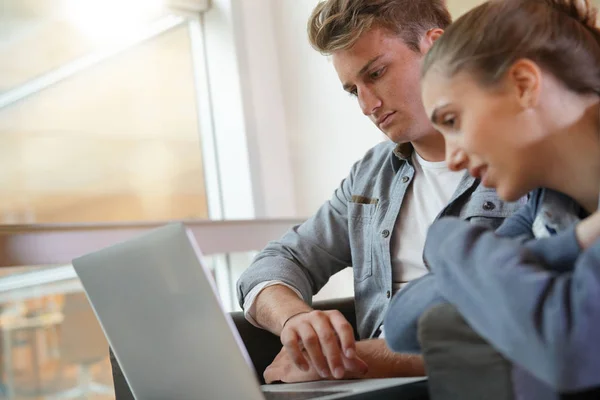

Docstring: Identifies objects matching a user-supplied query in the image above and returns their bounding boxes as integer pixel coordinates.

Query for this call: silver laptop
[72,223,425,400]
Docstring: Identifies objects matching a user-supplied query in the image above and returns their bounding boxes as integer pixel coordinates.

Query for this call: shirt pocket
[348,202,376,282]
[460,189,524,231]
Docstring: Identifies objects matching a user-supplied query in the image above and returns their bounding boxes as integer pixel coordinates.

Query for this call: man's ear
[507,58,542,109]
[420,28,444,54]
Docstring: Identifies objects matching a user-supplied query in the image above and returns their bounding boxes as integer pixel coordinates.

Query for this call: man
[237,0,524,384]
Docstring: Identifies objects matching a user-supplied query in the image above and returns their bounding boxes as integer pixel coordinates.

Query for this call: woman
[383,0,600,397]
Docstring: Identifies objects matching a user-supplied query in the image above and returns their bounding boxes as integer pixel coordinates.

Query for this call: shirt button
[386,290,391,299]
[382,229,390,238]
[402,176,410,183]
[482,201,496,211]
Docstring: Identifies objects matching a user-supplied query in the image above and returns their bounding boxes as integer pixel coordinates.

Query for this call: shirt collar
[392,143,413,161]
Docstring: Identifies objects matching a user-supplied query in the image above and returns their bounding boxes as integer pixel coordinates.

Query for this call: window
[0,1,221,397]
[0,4,210,224]
[0,219,301,398]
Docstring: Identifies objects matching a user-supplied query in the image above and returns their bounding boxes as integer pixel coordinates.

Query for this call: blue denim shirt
[237,141,523,339]
[386,188,600,393]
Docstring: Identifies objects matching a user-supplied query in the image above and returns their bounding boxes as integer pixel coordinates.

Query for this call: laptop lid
[73,223,264,400]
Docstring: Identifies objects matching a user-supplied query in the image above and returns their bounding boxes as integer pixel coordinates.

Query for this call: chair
[47,293,113,399]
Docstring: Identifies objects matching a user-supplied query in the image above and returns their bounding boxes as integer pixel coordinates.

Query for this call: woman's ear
[507,59,542,109]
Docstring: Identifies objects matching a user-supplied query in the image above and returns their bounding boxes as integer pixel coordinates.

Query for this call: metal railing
[0,219,303,303]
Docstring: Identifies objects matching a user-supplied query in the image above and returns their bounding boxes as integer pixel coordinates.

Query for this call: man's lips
[376,112,396,128]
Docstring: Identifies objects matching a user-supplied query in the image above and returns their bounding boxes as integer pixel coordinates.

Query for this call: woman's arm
[424,219,600,391]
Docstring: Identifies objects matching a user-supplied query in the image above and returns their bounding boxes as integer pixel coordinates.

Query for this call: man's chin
[385,126,438,145]
[385,131,413,145]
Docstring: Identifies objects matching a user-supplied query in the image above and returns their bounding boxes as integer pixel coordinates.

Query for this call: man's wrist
[282,311,311,330]
[253,284,310,335]
[277,306,313,334]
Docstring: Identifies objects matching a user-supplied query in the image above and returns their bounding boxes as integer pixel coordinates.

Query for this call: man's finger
[341,354,368,376]
[263,365,279,384]
[297,323,330,378]
[312,313,345,379]
[327,310,357,359]
[281,328,310,371]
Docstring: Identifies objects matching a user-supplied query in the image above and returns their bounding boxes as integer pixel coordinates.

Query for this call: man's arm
[263,338,424,383]
[237,148,391,379]
[236,165,358,379]
[254,285,313,336]
[355,339,425,378]
[237,155,361,310]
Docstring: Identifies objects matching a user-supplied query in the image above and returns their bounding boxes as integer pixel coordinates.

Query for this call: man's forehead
[332,48,385,79]
[332,34,412,70]
[336,33,401,58]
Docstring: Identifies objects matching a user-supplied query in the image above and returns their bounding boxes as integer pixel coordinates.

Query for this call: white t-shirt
[390,152,463,294]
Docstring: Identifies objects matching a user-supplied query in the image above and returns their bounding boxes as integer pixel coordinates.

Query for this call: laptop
[72,223,426,400]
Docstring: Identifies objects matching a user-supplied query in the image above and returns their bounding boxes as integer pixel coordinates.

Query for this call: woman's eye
[442,115,457,128]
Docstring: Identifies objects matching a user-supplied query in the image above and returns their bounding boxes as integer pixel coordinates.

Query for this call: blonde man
[237,0,522,383]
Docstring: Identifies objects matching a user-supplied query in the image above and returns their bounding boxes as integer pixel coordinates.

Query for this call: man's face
[332,27,435,144]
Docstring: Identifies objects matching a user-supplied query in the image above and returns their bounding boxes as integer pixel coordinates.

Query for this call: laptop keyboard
[263,390,348,400]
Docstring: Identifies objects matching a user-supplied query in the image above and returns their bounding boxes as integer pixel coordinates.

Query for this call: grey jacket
[385,188,599,392]
[236,141,523,340]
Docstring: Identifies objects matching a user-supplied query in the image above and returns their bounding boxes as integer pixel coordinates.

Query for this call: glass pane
[0,0,167,93]
[0,251,256,398]
[0,10,208,224]
[0,266,113,399]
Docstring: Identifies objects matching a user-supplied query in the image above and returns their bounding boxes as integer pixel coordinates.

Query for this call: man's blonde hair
[308,0,452,54]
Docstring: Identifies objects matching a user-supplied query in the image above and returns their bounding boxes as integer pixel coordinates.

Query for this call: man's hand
[252,285,360,379]
[264,346,368,384]
[576,211,600,249]
[280,309,359,379]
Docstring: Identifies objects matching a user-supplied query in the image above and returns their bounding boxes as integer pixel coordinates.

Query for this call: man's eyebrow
[342,55,384,92]
[358,55,383,77]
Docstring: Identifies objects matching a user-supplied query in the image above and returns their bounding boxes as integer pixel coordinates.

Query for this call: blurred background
[1,0,597,398]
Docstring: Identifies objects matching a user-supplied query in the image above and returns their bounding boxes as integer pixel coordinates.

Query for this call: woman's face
[421,66,546,201]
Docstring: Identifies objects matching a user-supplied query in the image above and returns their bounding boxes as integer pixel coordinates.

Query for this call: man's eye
[349,88,358,97]
[369,67,385,80]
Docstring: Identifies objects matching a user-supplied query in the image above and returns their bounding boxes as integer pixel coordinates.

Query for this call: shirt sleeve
[243,281,303,328]
[424,218,600,391]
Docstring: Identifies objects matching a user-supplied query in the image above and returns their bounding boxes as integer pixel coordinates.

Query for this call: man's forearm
[254,285,313,335]
[354,339,425,378]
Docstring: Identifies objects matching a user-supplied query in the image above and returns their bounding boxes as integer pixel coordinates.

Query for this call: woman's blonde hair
[422,0,600,94]
[308,0,452,54]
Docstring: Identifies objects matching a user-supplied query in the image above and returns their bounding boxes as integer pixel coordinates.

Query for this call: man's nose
[358,88,382,116]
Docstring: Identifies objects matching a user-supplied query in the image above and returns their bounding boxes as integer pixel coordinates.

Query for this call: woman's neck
[543,101,600,213]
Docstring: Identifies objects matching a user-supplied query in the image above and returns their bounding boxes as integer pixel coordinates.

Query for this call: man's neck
[410,132,446,162]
